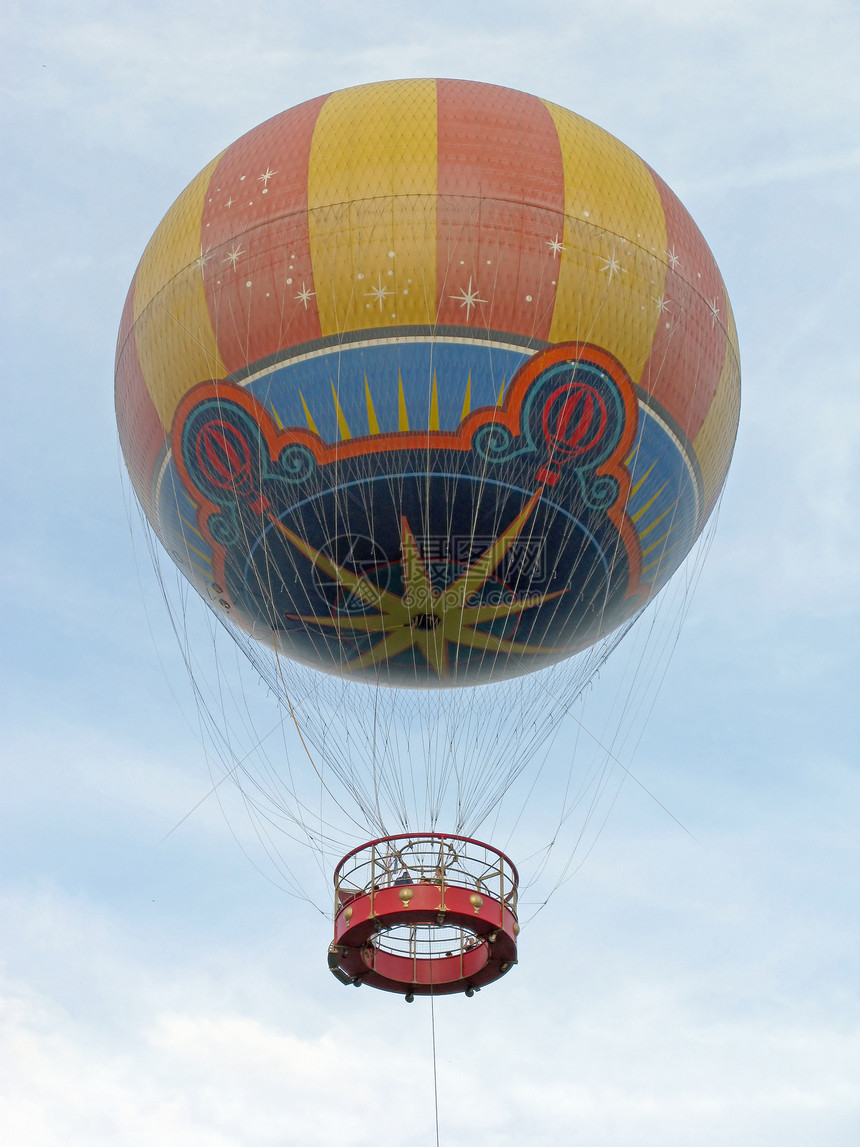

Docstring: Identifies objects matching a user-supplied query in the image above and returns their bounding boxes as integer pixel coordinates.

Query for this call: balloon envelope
[116,79,740,687]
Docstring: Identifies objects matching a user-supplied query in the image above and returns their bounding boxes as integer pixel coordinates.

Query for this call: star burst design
[652,293,671,314]
[267,491,566,678]
[599,249,626,279]
[449,277,486,319]
[365,274,393,309]
[223,244,244,269]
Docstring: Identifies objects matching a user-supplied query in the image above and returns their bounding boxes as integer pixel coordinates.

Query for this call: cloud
[681,148,860,196]
[1,902,858,1147]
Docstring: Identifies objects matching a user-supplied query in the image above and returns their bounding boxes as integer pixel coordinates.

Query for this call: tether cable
[430,985,441,1147]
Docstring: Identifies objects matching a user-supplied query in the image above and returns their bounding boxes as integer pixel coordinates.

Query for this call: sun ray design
[267,490,567,678]
[637,499,677,541]
[641,523,677,559]
[631,480,668,523]
[429,372,440,431]
[298,390,319,436]
[461,371,472,422]
[397,370,410,431]
[330,381,352,440]
[628,459,656,499]
[364,374,380,435]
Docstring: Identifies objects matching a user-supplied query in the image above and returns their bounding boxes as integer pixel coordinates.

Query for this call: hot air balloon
[116,79,740,997]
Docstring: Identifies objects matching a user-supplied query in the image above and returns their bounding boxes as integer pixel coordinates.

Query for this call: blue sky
[2,1,859,1143]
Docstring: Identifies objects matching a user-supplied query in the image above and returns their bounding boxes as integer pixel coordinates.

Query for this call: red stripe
[200,95,328,375]
[115,272,166,512]
[639,166,728,441]
[435,80,564,341]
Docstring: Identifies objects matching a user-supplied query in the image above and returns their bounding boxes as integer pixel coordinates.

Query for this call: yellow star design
[266,491,567,679]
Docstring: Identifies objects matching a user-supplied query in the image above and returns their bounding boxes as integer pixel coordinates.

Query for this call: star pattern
[449,277,486,319]
[366,274,393,309]
[599,249,626,280]
[268,491,566,678]
[202,182,720,357]
[223,244,244,268]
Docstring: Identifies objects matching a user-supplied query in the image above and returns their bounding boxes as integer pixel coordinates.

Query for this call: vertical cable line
[430,987,441,1147]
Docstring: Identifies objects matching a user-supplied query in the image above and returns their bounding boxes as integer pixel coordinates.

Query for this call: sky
[2,1,859,1143]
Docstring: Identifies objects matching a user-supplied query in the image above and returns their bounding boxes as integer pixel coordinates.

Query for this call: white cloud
[1,913,858,1147]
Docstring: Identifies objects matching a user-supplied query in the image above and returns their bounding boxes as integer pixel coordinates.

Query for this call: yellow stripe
[133,155,227,429]
[270,402,285,430]
[641,524,675,559]
[631,481,668,523]
[636,501,675,541]
[307,80,438,337]
[642,540,681,576]
[542,100,668,384]
[184,539,213,565]
[628,459,657,500]
[179,514,206,542]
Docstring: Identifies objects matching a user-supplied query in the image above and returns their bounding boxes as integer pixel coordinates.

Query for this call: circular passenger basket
[328,833,519,997]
